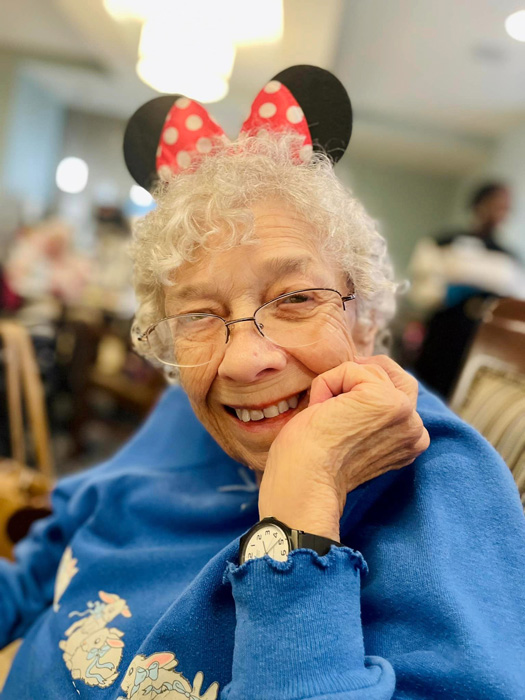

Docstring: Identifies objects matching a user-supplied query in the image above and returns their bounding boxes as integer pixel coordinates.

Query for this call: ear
[99,591,117,604]
[271,65,353,163]
[124,95,184,190]
[123,95,226,189]
[107,637,125,648]
[146,652,177,669]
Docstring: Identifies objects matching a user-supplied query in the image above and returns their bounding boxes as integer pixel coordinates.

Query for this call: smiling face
[164,201,376,474]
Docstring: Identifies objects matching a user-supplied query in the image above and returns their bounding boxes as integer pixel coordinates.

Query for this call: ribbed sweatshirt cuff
[222,546,395,700]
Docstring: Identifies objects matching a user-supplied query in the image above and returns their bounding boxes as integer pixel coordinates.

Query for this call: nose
[217,318,287,383]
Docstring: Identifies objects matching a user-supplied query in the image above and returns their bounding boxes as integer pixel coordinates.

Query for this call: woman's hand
[258,356,430,541]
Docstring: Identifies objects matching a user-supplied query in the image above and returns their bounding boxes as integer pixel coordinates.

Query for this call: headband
[123,65,353,191]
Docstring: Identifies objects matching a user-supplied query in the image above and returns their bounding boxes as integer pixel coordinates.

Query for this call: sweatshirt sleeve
[221,546,395,700]
[0,471,95,648]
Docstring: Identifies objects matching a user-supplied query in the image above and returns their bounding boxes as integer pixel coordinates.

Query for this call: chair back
[450,298,525,505]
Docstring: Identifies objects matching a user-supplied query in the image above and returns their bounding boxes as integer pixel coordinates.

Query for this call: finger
[309,361,391,406]
[355,354,419,407]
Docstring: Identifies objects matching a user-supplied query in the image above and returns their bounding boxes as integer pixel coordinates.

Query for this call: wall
[56,109,134,250]
[1,70,65,220]
[337,155,462,279]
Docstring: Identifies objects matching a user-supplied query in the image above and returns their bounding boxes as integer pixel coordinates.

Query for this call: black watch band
[296,531,343,556]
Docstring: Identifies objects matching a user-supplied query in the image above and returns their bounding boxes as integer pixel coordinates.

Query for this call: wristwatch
[239,516,343,563]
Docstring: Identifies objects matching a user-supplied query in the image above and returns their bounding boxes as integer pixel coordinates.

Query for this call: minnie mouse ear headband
[123,65,352,191]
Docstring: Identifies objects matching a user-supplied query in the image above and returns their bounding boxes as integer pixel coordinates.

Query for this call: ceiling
[2,0,525,174]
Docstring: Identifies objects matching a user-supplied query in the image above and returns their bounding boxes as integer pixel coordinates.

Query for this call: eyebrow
[260,255,317,279]
[172,255,319,302]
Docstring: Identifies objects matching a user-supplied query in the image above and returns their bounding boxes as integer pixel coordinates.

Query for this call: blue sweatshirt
[1,384,524,699]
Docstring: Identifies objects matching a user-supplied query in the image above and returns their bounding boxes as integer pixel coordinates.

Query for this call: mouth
[223,389,309,427]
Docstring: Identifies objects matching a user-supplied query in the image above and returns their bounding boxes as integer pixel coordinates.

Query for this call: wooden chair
[0,321,55,690]
[450,298,525,505]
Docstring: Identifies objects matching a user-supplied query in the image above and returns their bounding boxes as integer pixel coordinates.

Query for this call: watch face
[242,522,290,562]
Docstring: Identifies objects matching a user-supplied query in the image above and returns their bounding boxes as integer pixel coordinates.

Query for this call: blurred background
[0,0,524,480]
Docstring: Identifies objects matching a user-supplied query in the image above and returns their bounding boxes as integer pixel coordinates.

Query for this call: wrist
[258,501,340,542]
[266,518,340,543]
[259,454,343,542]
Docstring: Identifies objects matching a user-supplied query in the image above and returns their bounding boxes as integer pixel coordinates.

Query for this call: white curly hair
[130,132,398,372]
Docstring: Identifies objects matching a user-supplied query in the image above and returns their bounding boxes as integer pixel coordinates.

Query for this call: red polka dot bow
[124,65,353,190]
[156,80,312,180]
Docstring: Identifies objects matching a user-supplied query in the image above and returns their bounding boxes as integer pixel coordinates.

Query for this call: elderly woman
[1,67,524,700]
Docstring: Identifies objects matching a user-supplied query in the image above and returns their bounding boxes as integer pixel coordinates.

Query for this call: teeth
[232,392,302,422]
[288,395,298,409]
[263,405,280,418]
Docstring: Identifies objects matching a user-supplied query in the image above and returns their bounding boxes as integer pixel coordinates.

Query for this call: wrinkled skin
[167,201,429,540]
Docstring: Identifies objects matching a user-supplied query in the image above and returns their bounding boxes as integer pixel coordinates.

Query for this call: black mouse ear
[123,95,183,191]
[271,65,352,163]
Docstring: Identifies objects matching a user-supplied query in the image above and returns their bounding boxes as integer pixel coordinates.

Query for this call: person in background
[407,182,525,399]
[5,218,92,322]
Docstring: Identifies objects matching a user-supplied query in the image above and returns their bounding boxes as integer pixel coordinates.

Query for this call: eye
[177,314,219,327]
[281,293,311,304]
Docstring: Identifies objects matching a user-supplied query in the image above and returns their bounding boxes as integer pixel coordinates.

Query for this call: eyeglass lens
[147,289,346,368]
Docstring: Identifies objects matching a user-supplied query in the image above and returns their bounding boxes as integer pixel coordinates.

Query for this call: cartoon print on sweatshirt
[59,590,132,688]
[53,546,79,612]
[118,652,219,700]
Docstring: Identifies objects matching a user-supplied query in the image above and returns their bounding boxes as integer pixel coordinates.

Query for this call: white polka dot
[176,151,192,169]
[158,165,172,181]
[299,144,313,162]
[286,106,304,124]
[175,97,191,109]
[186,115,203,131]
[264,80,281,94]
[163,127,179,145]
[156,146,162,158]
[259,102,277,119]
[196,137,212,153]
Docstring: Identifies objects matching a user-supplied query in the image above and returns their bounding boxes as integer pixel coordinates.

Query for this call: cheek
[179,365,216,410]
[291,314,357,374]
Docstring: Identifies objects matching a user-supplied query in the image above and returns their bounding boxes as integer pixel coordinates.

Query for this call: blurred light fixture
[129,184,153,207]
[56,157,89,194]
[103,0,148,21]
[137,5,236,102]
[123,0,283,101]
[505,10,525,42]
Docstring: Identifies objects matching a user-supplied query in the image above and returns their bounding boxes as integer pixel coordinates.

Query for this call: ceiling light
[56,157,89,194]
[137,14,235,102]
[505,10,525,42]
[129,185,153,207]
[137,57,230,102]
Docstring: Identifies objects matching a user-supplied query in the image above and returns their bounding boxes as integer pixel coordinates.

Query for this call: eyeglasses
[137,287,356,368]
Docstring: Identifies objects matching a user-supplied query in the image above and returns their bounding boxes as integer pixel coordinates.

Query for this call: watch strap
[296,531,343,556]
